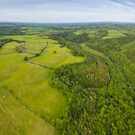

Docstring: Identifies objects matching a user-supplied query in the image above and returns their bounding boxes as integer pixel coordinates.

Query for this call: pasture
[0,35,84,135]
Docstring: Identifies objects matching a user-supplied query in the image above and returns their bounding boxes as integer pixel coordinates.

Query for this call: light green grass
[103,30,125,39]
[0,35,85,135]
[0,84,55,135]
[0,42,19,54]
[32,43,84,68]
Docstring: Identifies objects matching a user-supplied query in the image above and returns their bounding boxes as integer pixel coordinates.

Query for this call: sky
[0,0,135,23]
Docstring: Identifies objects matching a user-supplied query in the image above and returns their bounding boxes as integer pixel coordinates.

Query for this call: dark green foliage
[0,39,13,48]
[86,33,135,55]
[125,48,135,63]
[50,32,89,44]
[0,39,25,48]
[0,26,26,35]
[16,45,26,53]
[53,61,109,90]
[49,31,90,56]
[24,56,29,61]
[95,29,108,38]
[50,25,135,135]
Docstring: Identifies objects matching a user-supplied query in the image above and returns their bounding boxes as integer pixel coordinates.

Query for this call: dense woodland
[49,25,135,135]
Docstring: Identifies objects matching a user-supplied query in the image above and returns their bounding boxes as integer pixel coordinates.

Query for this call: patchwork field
[0,35,84,135]
[103,29,125,39]
[0,23,135,135]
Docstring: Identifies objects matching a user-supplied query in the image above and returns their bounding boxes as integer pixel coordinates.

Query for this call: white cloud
[0,0,135,22]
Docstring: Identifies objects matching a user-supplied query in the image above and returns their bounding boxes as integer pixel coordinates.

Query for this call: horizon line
[0,21,135,24]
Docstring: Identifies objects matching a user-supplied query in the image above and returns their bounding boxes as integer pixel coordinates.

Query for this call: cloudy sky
[0,0,135,23]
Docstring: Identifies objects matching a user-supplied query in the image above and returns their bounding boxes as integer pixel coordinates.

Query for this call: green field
[103,29,125,39]
[0,34,84,135]
[0,23,135,135]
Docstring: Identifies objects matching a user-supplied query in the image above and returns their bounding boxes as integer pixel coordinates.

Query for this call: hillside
[0,23,135,135]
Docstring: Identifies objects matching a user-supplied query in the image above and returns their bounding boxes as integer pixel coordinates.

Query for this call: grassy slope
[103,29,125,39]
[0,35,84,135]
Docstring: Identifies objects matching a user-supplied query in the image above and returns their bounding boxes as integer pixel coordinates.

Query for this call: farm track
[24,45,55,70]
[28,61,54,70]
[24,45,48,60]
